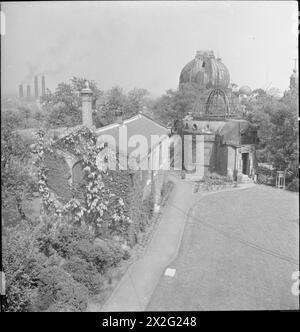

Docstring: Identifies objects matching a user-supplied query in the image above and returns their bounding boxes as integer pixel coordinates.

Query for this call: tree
[94,87,150,126]
[267,93,299,171]
[18,106,31,128]
[41,77,102,128]
[245,86,299,173]
[151,83,200,125]
[1,112,36,226]
[95,86,126,125]
[267,87,282,98]
[125,88,149,118]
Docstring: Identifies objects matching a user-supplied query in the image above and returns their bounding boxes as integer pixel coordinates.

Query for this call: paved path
[101,173,197,311]
[147,185,299,311]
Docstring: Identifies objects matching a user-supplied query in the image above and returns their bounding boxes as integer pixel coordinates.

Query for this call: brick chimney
[80,81,93,127]
[115,108,123,124]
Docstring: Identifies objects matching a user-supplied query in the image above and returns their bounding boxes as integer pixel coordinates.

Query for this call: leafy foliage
[74,239,126,273]
[2,215,130,312]
[287,178,299,192]
[95,86,149,126]
[151,84,200,126]
[246,87,299,173]
[41,77,149,128]
[36,265,89,312]
[62,256,103,294]
[2,222,47,312]
[1,113,37,226]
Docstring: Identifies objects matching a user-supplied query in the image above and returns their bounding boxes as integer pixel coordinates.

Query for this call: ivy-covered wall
[43,146,157,246]
[39,123,170,248]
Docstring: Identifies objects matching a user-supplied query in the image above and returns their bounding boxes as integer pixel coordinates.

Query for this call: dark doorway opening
[72,160,85,185]
[242,153,249,175]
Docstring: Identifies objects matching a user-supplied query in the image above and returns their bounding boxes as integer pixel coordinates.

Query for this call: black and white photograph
[0,1,299,315]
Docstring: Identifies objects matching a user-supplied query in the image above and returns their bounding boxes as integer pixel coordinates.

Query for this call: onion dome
[179,50,230,89]
[238,85,252,96]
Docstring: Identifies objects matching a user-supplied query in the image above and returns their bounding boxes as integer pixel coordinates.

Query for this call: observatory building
[177,50,258,181]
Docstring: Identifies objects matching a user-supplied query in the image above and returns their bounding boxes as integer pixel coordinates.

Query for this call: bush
[287,178,299,192]
[36,266,88,312]
[256,166,276,177]
[45,302,75,312]
[2,224,47,312]
[202,173,232,183]
[2,281,32,312]
[74,239,126,273]
[46,224,126,273]
[62,256,103,294]
[50,224,94,258]
[200,173,233,186]
[256,166,276,185]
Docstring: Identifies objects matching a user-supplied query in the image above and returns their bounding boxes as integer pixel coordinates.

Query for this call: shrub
[2,224,47,312]
[142,194,154,221]
[36,266,88,312]
[2,281,32,312]
[50,224,94,259]
[75,239,126,273]
[45,302,75,312]
[287,178,299,192]
[62,256,103,294]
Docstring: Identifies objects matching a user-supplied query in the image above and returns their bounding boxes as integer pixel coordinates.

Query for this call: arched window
[205,88,230,117]
[192,124,198,131]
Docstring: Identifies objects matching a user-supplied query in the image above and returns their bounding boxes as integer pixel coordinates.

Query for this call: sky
[1,1,298,97]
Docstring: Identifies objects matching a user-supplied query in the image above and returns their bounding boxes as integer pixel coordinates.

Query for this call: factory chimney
[19,84,24,99]
[26,85,31,100]
[41,75,46,96]
[34,76,39,98]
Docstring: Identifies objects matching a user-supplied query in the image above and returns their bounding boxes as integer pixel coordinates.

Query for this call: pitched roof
[95,113,170,155]
[15,125,90,144]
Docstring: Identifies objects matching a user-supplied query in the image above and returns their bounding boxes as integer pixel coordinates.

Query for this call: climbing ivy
[33,127,131,236]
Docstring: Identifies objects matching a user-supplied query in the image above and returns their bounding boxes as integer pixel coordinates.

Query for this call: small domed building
[239,85,252,96]
[177,50,258,181]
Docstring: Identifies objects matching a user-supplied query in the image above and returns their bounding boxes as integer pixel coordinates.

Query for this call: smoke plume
[21,36,72,84]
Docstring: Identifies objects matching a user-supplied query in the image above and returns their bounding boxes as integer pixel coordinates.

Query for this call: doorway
[242,153,249,175]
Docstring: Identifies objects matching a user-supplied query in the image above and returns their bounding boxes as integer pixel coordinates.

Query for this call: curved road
[147,185,299,310]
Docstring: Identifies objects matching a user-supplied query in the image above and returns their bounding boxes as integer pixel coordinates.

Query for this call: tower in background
[41,75,46,96]
[34,76,39,99]
[289,58,298,91]
[19,84,24,99]
[26,85,31,100]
